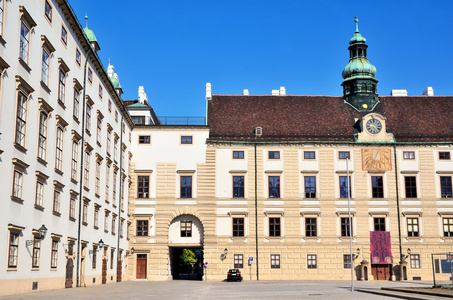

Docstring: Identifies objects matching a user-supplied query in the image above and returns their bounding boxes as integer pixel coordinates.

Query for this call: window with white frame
[53,189,61,214]
[44,1,52,22]
[69,194,76,220]
[410,254,420,269]
[20,22,31,64]
[84,150,90,188]
[105,163,110,202]
[35,180,44,208]
[8,231,20,268]
[107,128,112,155]
[15,92,28,147]
[307,254,317,269]
[73,88,80,119]
[55,127,64,171]
[86,103,92,133]
[51,239,58,268]
[31,236,41,268]
[71,140,78,180]
[75,48,81,66]
[407,217,419,237]
[97,117,102,144]
[0,0,4,37]
[41,48,50,85]
[114,136,118,161]
[61,25,67,44]
[441,176,452,198]
[94,206,100,229]
[38,112,48,160]
[112,214,116,235]
[112,170,117,205]
[82,200,88,225]
[104,210,109,232]
[12,170,23,199]
[95,160,101,195]
[271,254,280,269]
[234,254,243,268]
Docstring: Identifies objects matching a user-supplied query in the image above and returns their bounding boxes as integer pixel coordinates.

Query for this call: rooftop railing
[157,116,206,126]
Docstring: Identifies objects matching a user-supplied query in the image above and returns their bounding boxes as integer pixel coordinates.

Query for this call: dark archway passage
[169,247,203,280]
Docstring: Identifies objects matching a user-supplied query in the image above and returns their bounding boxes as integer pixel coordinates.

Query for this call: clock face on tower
[366,118,382,134]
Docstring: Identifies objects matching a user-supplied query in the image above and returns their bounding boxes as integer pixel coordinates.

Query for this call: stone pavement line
[383,288,453,298]
[0,281,435,300]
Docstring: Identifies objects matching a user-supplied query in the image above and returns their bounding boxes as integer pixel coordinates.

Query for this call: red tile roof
[207,95,453,143]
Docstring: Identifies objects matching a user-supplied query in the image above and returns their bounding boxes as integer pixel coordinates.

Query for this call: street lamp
[89,239,104,254]
[26,224,48,246]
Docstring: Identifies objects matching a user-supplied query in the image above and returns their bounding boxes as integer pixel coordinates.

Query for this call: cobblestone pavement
[1,280,435,300]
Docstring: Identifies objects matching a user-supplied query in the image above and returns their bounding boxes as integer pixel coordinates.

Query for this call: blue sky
[69,0,453,117]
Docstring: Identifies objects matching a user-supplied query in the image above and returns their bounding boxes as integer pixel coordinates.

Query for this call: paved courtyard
[0,280,437,300]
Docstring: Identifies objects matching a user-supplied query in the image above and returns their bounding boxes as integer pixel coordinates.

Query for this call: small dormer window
[255,127,262,137]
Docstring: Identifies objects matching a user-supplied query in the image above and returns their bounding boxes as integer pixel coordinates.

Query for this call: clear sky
[69,0,453,117]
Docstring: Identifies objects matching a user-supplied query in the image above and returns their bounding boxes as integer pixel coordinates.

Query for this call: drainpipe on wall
[76,56,89,288]
[254,143,259,281]
[393,144,403,267]
[116,115,124,281]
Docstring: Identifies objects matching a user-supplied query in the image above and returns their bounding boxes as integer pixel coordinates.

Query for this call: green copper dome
[342,16,376,80]
[110,76,121,89]
[83,15,98,43]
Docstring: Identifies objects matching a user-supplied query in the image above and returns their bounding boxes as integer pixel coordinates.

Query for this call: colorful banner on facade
[370,231,393,264]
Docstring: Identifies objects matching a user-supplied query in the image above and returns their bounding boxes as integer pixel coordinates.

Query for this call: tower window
[358,48,362,56]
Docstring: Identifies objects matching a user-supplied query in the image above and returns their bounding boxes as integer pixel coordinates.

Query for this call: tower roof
[349,16,366,45]
[83,15,98,43]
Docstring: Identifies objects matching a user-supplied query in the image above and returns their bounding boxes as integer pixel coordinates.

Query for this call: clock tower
[341,17,379,112]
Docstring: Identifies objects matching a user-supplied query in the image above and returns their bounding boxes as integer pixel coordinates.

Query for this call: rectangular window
[51,240,58,268]
[410,254,420,269]
[112,171,117,205]
[108,99,112,112]
[271,254,280,269]
[374,217,386,231]
[110,249,114,269]
[137,176,149,198]
[94,207,99,228]
[58,70,66,103]
[435,259,440,274]
[45,1,52,22]
[82,201,88,225]
[305,218,317,237]
[88,67,93,83]
[232,218,244,237]
[95,161,101,195]
[71,141,78,180]
[233,151,244,159]
[139,135,150,144]
[73,89,80,119]
[32,237,41,268]
[76,48,81,65]
[12,170,23,199]
[92,246,97,269]
[98,84,103,99]
[307,254,317,269]
[403,151,415,159]
[181,136,192,144]
[269,217,281,237]
[341,217,352,237]
[439,152,451,160]
[53,190,60,213]
[112,215,116,234]
[268,176,280,198]
[407,217,419,237]
[20,22,30,64]
[268,151,280,159]
[441,176,452,198]
[69,196,76,220]
[38,112,48,160]
[86,104,92,132]
[107,130,111,154]
[41,49,50,85]
[372,176,384,198]
[180,176,192,198]
[405,176,417,198]
[15,92,27,147]
[104,211,109,232]
[96,118,102,144]
[304,176,316,198]
[443,218,453,237]
[114,137,118,161]
[234,254,243,268]
[339,176,351,198]
[233,176,244,198]
[55,127,63,171]
[343,254,352,269]
[339,151,350,159]
[61,26,67,44]
[304,151,315,159]
[8,232,19,268]
[180,220,192,237]
[137,220,148,236]
[84,151,90,188]
[0,0,3,36]
[35,181,44,207]
[105,165,110,201]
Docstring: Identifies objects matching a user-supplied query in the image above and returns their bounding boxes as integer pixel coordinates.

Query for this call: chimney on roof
[423,87,434,96]
[138,86,148,104]
[243,89,249,95]
[391,89,408,96]
[206,83,212,100]
[271,90,279,95]
[279,87,286,95]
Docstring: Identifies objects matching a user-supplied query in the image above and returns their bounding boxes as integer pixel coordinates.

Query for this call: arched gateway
[168,214,204,280]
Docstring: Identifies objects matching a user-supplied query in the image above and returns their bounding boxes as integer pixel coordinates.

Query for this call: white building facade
[0,0,132,295]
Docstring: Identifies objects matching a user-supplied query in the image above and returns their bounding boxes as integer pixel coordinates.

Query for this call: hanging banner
[370,231,393,264]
